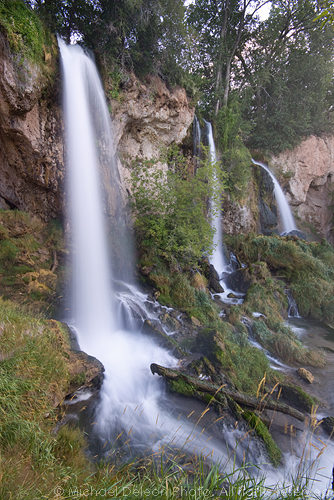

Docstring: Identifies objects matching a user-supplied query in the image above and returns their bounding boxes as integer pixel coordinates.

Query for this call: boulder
[208,264,224,293]
[142,319,185,358]
[296,367,314,384]
[224,267,251,294]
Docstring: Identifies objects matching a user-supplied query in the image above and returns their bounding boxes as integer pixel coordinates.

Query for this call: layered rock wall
[109,74,194,195]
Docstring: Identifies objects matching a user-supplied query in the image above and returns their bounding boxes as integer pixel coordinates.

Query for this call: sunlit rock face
[0,32,64,218]
[270,135,334,242]
[109,74,194,194]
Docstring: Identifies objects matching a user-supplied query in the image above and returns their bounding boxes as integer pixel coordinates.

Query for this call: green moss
[0,239,19,268]
[281,384,318,413]
[0,0,53,65]
[243,411,282,466]
[194,324,270,395]
[167,377,196,397]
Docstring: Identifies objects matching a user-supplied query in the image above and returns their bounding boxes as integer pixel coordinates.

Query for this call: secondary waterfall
[205,121,227,277]
[252,159,297,234]
[193,115,201,158]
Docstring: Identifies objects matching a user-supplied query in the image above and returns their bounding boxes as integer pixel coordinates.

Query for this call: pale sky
[184,1,272,21]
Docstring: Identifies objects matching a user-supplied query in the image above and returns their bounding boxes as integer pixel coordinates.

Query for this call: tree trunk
[151,363,306,422]
[223,57,231,107]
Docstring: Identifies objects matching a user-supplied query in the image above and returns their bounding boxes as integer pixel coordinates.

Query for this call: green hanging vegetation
[0,0,53,65]
[130,145,227,268]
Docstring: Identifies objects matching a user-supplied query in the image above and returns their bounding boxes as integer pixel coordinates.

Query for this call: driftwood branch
[151,363,305,422]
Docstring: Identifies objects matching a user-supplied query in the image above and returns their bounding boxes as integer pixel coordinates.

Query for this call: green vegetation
[0,0,53,65]
[228,234,334,327]
[215,101,253,202]
[0,210,64,314]
[131,145,226,268]
[0,298,88,499]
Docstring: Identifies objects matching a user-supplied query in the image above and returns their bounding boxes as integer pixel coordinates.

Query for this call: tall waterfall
[59,39,173,446]
[205,121,227,277]
[252,159,297,234]
[59,39,116,352]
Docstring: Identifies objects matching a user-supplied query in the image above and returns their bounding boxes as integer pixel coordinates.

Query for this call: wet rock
[142,319,185,358]
[320,416,334,437]
[160,312,180,331]
[208,264,224,293]
[194,328,225,366]
[283,229,307,240]
[259,199,277,235]
[280,383,317,413]
[224,267,251,294]
[297,367,314,384]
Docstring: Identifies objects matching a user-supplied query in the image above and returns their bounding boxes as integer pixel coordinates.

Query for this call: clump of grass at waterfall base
[0,0,56,70]
[0,297,93,499]
[0,210,65,315]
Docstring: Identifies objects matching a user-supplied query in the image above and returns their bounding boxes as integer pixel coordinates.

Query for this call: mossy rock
[0,210,65,314]
[280,384,318,413]
[243,411,282,466]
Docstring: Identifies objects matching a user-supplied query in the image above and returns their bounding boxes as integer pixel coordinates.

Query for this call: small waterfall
[285,289,301,318]
[252,159,297,234]
[204,120,227,277]
[193,115,201,158]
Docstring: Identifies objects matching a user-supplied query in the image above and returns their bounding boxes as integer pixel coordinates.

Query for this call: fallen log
[150,363,305,422]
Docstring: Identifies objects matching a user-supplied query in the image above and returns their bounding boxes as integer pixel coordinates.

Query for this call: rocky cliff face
[270,135,334,241]
[0,32,194,220]
[0,33,63,218]
[109,74,194,195]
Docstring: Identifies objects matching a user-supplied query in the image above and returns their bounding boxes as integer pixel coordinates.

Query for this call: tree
[239,0,334,152]
[187,0,270,115]
[315,0,334,26]
[27,0,188,83]
[130,146,226,267]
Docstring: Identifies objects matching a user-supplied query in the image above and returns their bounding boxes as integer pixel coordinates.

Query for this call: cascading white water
[59,39,173,445]
[252,159,297,234]
[204,121,227,277]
